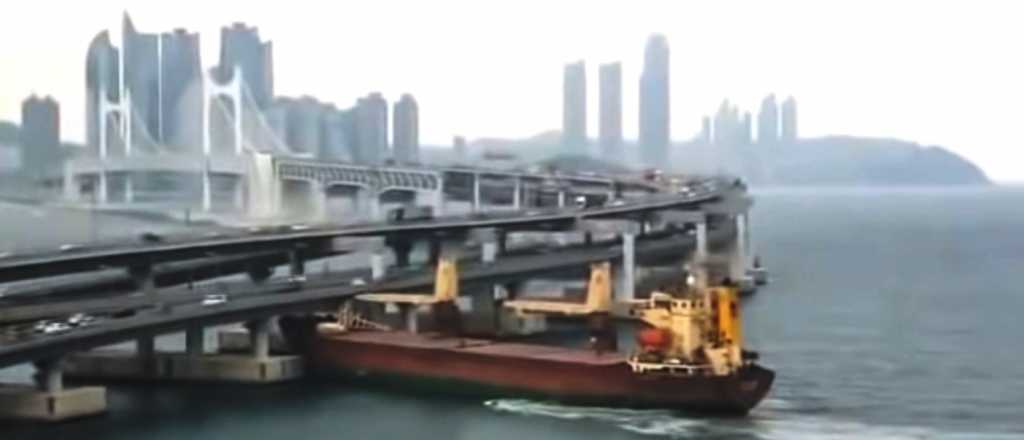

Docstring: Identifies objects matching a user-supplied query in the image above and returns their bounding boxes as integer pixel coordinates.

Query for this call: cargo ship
[281,260,774,414]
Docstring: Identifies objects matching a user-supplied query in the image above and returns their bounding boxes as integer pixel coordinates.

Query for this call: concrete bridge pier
[0,357,107,422]
[357,189,381,221]
[472,173,482,212]
[614,232,637,301]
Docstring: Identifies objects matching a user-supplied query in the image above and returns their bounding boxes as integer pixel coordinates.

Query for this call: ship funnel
[433,257,459,302]
[584,262,612,313]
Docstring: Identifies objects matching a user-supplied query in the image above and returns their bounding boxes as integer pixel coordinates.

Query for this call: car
[387,206,434,223]
[350,277,366,286]
[606,199,626,207]
[138,231,164,243]
[43,322,71,335]
[0,251,12,259]
[289,224,310,231]
[34,320,50,333]
[202,294,228,307]
[58,244,81,252]
[68,313,91,326]
[287,275,308,284]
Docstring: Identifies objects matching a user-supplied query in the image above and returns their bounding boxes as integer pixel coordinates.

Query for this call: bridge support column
[614,232,636,301]
[288,249,306,279]
[310,182,327,222]
[233,178,246,211]
[388,239,413,268]
[357,189,380,221]
[201,168,212,212]
[428,237,443,266]
[0,358,106,422]
[97,172,109,205]
[695,219,708,262]
[557,191,566,208]
[512,178,522,210]
[186,327,205,356]
[371,251,387,281]
[249,318,272,360]
[124,174,134,204]
[472,174,482,212]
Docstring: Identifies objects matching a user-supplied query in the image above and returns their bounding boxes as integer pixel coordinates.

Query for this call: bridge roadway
[0,222,735,369]
[0,180,734,284]
[0,225,730,325]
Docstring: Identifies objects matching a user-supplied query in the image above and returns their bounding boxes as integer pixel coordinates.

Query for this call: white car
[288,275,308,283]
[202,294,228,307]
[289,224,310,231]
[58,244,81,252]
[68,313,92,326]
[350,278,366,286]
[43,322,71,335]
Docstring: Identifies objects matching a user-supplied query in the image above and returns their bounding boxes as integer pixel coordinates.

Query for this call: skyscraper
[321,105,353,161]
[453,136,467,160]
[639,34,670,167]
[780,96,798,142]
[119,13,202,150]
[599,62,622,160]
[757,94,779,144]
[19,95,61,180]
[562,61,587,155]
[355,93,388,165]
[85,30,120,154]
[742,112,753,145]
[218,22,274,108]
[286,96,324,156]
[713,100,742,147]
[392,94,420,165]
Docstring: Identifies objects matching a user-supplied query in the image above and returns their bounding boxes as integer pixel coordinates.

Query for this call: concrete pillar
[472,174,482,211]
[137,337,155,359]
[186,327,205,356]
[124,174,134,203]
[288,249,305,278]
[62,162,77,202]
[428,237,442,266]
[497,230,508,255]
[616,232,636,301]
[33,358,64,393]
[233,178,246,211]
[696,220,708,262]
[512,178,522,210]
[390,240,413,267]
[250,318,272,360]
[557,191,566,208]
[482,241,498,263]
[309,182,327,222]
[201,168,212,212]
[97,172,109,205]
[371,251,386,281]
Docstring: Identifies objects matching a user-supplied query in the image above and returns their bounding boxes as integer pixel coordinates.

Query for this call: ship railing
[627,357,717,377]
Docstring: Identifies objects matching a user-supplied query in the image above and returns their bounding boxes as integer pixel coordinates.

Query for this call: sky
[0,0,1021,181]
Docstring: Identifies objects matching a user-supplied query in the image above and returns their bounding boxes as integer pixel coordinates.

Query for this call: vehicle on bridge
[387,206,434,223]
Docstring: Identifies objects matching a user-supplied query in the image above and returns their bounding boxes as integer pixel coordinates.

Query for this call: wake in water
[484,398,1016,439]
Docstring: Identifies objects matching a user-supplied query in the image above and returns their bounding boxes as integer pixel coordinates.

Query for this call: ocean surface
[2,187,1024,439]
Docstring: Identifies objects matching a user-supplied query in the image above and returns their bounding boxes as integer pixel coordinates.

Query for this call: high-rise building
[159,28,202,149]
[85,30,120,154]
[218,22,274,108]
[741,112,753,145]
[121,13,159,148]
[119,14,203,150]
[19,95,61,180]
[392,94,420,165]
[713,100,743,147]
[639,34,670,167]
[562,61,587,155]
[757,94,779,144]
[453,136,467,160]
[599,62,622,160]
[321,105,353,161]
[355,93,388,165]
[699,116,712,144]
[285,96,324,157]
[780,96,798,142]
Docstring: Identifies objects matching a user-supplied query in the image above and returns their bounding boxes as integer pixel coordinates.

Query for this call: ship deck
[323,330,626,366]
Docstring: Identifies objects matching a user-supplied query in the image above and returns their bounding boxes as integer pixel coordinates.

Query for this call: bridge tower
[94,85,132,204]
[200,65,244,212]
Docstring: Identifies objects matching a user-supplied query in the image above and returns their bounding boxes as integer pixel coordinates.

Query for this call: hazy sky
[1,0,1021,181]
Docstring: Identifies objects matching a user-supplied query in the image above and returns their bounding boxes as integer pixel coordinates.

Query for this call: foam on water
[485,398,1017,439]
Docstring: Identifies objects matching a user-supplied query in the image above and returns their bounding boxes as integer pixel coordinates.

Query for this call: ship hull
[284,318,773,414]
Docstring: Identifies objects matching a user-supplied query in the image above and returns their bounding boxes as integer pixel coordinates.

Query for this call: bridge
[0,178,756,422]
[58,66,660,221]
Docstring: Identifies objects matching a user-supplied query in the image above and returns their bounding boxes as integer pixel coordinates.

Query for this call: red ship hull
[286,320,774,415]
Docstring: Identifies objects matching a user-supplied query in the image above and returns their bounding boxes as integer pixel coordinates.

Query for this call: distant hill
[460,131,989,186]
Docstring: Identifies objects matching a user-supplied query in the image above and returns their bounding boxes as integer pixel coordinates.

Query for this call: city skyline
[1,1,1022,180]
